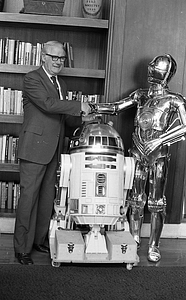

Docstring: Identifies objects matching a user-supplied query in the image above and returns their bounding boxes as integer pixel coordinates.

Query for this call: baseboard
[141,223,186,239]
[1,218,186,238]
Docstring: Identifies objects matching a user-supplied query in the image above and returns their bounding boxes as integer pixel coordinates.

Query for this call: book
[4,135,9,163]
[7,135,13,163]
[7,39,15,64]
[12,183,17,209]
[14,40,20,64]
[69,44,74,68]
[0,86,4,113]
[1,135,7,162]
[0,38,3,64]
[63,42,68,67]
[4,37,9,64]
[66,42,73,68]
[7,181,13,209]
[14,138,19,163]
[18,41,25,65]
[36,42,42,66]
[31,45,37,65]
[0,135,3,162]
[3,88,11,114]
[13,183,20,209]
[1,182,8,209]
[10,90,15,114]
[77,91,82,101]
[11,137,17,163]
[16,90,23,115]
[67,91,73,100]
[24,42,32,65]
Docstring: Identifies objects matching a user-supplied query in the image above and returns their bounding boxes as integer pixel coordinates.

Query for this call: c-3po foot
[147,245,161,262]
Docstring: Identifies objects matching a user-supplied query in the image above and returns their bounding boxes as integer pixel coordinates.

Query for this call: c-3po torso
[131,87,186,164]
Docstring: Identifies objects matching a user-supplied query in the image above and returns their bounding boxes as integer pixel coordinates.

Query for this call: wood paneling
[106,0,186,223]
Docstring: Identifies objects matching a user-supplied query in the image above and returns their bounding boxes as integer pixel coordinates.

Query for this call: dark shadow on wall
[117,57,151,155]
[0,0,4,11]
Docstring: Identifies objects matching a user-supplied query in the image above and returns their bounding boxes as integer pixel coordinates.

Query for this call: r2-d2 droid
[49,118,139,269]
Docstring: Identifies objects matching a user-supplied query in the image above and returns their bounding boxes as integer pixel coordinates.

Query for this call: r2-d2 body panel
[69,122,125,226]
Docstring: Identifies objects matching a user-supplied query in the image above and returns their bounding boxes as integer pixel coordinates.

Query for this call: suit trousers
[14,151,58,254]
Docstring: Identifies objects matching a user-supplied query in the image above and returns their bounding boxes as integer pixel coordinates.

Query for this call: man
[92,54,186,262]
[14,41,92,265]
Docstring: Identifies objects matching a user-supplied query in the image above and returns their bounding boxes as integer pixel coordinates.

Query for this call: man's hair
[42,41,65,54]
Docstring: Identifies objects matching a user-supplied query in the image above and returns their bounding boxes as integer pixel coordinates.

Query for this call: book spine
[1,182,8,209]
[7,181,13,209]
[66,42,71,68]
[7,39,15,64]
[24,42,32,65]
[14,40,20,64]
[0,86,4,113]
[4,37,9,64]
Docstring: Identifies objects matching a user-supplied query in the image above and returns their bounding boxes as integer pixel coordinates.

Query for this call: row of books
[67,91,100,103]
[0,87,23,115]
[0,181,20,210]
[0,37,42,66]
[0,88,99,116]
[0,37,74,68]
[0,135,19,164]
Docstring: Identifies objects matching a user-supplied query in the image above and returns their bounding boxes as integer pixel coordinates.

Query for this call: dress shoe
[15,253,33,265]
[33,244,50,253]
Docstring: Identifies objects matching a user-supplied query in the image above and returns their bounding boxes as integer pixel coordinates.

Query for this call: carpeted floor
[0,264,186,300]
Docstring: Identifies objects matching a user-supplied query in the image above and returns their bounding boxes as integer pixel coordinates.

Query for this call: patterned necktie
[51,76,60,97]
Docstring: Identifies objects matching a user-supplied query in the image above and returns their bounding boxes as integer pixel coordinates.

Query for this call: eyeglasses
[45,53,66,62]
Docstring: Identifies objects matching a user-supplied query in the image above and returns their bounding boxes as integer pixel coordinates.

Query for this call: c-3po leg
[147,157,168,262]
[128,160,148,247]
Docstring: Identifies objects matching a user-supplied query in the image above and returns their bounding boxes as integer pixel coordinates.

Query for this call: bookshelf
[0,0,114,232]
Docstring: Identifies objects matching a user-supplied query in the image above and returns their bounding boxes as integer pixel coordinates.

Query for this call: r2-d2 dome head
[147,54,177,86]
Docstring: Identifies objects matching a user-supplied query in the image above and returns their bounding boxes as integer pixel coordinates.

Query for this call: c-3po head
[147,54,177,86]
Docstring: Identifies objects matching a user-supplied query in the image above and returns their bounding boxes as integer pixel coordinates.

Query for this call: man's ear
[41,53,46,63]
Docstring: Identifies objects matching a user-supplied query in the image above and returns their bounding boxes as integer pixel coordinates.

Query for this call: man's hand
[82,113,97,122]
[81,102,92,116]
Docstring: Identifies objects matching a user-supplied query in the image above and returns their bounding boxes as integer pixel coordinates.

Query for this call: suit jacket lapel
[37,67,66,100]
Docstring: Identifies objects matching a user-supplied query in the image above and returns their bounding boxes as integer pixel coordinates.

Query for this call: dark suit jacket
[18,66,82,164]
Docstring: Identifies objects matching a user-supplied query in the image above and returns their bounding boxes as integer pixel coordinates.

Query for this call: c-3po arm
[91,92,138,115]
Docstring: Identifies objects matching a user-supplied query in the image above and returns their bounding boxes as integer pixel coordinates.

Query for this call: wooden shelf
[0,64,105,79]
[0,163,19,173]
[0,114,23,124]
[0,12,109,29]
[0,209,16,217]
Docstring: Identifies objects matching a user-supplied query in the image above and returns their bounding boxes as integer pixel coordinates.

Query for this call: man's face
[42,45,66,75]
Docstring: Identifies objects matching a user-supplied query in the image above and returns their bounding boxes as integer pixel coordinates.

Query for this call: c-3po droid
[49,118,139,270]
